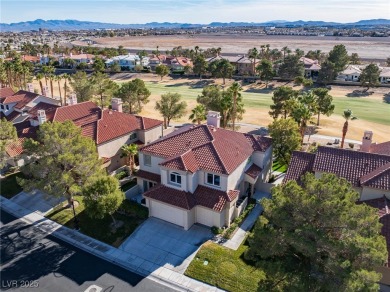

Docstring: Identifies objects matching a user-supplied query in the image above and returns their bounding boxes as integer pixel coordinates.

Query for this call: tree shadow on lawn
[346,89,374,97]
[383,93,390,104]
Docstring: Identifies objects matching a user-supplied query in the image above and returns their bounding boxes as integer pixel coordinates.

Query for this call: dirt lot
[73,34,390,60]
[33,74,390,143]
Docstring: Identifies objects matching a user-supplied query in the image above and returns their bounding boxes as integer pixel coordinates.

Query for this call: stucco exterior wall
[360,187,390,201]
[97,133,138,158]
[195,206,225,227]
[198,170,228,192]
[227,158,249,191]
[162,167,188,192]
[139,153,165,174]
[139,125,163,144]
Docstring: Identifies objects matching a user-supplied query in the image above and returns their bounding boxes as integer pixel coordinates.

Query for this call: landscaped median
[185,240,265,292]
[45,196,148,247]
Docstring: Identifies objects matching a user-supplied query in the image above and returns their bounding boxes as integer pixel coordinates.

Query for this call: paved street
[0,210,175,292]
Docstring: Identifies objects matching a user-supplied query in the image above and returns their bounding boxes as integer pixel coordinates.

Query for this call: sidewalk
[222,192,269,250]
[0,196,224,292]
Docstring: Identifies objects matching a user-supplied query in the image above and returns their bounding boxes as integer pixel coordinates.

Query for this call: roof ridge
[360,161,390,185]
[209,141,228,174]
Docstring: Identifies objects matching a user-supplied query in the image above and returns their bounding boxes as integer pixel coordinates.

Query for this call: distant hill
[1,18,390,32]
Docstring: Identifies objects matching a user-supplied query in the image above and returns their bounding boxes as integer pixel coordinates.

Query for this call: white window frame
[144,154,151,166]
[170,172,181,185]
[206,173,221,187]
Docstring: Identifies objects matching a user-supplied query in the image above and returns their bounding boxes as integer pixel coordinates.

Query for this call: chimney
[360,130,373,152]
[42,85,49,96]
[27,83,34,92]
[207,111,221,128]
[111,98,123,112]
[70,52,73,57]
[37,110,46,125]
[67,93,77,105]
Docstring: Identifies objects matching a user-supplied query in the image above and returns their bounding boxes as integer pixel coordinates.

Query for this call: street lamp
[71,198,80,231]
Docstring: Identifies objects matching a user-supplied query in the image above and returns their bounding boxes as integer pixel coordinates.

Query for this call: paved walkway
[222,192,270,250]
[0,196,224,292]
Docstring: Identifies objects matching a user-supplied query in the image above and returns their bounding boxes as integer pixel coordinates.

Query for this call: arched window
[170,172,181,185]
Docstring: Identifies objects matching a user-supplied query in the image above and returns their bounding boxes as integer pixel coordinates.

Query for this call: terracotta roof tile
[194,185,239,212]
[313,146,390,188]
[1,94,25,105]
[5,138,25,157]
[135,169,161,183]
[245,164,263,179]
[0,87,15,99]
[141,125,270,175]
[160,150,199,173]
[28,102,59,122]
[143,184,196,210]
[370,142,390,156]
[53,101,100,123]
[12,90,40,109]
[284,151,316,183]
[1,111,20,122]
[360,162,390,190]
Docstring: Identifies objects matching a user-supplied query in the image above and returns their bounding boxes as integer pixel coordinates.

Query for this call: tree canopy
[155,64,170,80]
[277,54,304,80]
[269,86,299,119]
[115,78,150,114]
[19,121,102,204]
[155,92,187,128]
[192,54,208,80]
[246,173,387,291]
[0,118,17,168]
[69,71,95,102]
[189,104,207,124]
[208,59,234,84]
[312,88,335,126]
[327,44,349,74]
[256,59,275,87]
[268,118,301,165]
[360,64,381,91]
[92,72,119,108]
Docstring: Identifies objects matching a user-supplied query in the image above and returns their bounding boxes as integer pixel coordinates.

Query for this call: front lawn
[185,241,265,292]
[0,172,25,199]
[46,196,148,247]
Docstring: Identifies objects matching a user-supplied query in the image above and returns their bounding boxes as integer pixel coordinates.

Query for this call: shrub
[114,170,128,180]
[383,95,390,104]
[349,142,354,149]
[211,226,223,235]
[117,199,148,219]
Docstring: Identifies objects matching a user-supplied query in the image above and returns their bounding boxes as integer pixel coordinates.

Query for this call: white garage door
[149,200,186,228]
[196,207,216,227]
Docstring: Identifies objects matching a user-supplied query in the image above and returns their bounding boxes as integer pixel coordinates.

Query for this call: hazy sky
[1,0,389,24]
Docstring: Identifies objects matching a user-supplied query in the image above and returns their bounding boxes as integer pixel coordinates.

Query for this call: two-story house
[136,111,272,230]
[105,54,148,71]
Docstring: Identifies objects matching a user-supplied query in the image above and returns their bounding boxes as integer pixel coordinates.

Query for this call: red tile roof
[143,184,239,212]
[245,164,263,179]
[53,102,162,145]
[12,90,40,110]
[160,150,199,173]
[28,102,60,122]
[6,138,25,157]
[5,125,37,157]
[22,55,40,62]
[144,184,196,210]
[0,87,15,99]
[135,169,161,183]
[284,151,316,183]
[141,125,271,175]
[1,94,25,105]
[1,111,20,122]
[285,146,390,191]
[370,142,390,156]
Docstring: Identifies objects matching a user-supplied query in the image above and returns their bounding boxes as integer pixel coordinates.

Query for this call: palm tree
[62,73,70,104]
[228,82,242,131]
[341,109,357,149]
[248,47,258,76]
[189,104,207,124]
[55,75,63,105]
[121,144,138,174]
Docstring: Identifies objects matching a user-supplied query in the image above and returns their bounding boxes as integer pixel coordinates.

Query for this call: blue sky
[1,0,389,24]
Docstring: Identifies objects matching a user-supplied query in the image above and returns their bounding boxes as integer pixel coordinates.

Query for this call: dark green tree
[328,44,349,74]
[115,78,150,114]
[155,92,187,129]
[83,175,124,227]
[155,64,170,81]
[92,72,119,108]
[92,57,106,72]
[317,60,337,85]
[69,71,95,102]
[360,64,381,92]
[193,54,208,80]
[269,86,299,119]
[19,121,102,205]
[208,59,234,84]
[0,118,17,168]
[268,118,301,165]
[350,53,361,65]
[246,173,387,291]
[277,54,304,80]
[256,59,275,87]
[312,88,335,126]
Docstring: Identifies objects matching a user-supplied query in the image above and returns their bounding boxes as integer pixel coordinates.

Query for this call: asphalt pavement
[0,210,175,292]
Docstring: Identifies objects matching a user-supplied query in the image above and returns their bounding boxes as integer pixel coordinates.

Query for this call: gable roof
[143,184,196,210]
[245,164,263,180]
[141,124,271,175]
[53,101,162,145]
[12,90,40,110]
[370,141,390,156]
[285,146,390,191]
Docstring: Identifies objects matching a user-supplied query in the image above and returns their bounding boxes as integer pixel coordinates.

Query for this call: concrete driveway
[10,190,65,216]
[119,217,213,274]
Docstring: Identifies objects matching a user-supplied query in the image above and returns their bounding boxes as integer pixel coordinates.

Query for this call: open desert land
[73,34,390,60]
[34,74,390,142]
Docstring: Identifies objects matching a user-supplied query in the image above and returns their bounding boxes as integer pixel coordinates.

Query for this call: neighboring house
[284,133,390,274]
[149,55,167,71]
[105,54,149,70]
[58,53,95,67]
[21,55,40,64]
[206,55,259,75]
[300,57,321,79]
[137,111,272,230]
[52,98,163,171]
[337,64,390,83]
[166,57,193,73]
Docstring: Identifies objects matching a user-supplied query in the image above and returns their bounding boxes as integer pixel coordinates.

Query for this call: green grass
[145,82,390,126]
[185,241,265,292]
[0,172,25,199]
[46,196,147,247]
[272,161,287,173]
